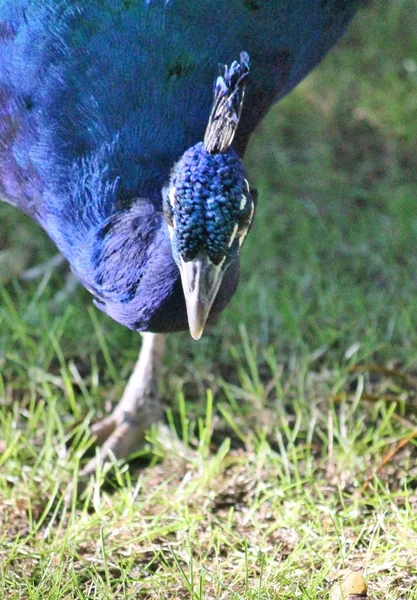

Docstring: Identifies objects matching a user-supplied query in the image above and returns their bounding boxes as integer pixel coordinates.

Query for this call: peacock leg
[77,332,166,482]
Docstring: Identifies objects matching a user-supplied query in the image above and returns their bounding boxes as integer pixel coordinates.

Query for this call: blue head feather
[162,52,254,272]
[162,143,251,265]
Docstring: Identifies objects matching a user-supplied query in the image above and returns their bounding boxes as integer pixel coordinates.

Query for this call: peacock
[0,0,361,486]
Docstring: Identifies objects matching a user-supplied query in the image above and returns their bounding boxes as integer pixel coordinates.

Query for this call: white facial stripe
[168,224,174,240]
[244,179,250,194]
[238,199,254,248]
[228,223,239,247]
[168,186,176,208]
[240,195,247,210]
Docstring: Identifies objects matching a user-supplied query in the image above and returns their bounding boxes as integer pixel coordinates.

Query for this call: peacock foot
[89,410,151,461]
[94,411,150,470]
[65,407,161,502]
[65,333,166,502]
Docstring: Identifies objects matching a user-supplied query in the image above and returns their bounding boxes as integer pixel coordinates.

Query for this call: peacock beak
[179,255,225,341]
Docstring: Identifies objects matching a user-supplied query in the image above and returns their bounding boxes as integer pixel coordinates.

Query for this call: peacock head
[162,52,255,340]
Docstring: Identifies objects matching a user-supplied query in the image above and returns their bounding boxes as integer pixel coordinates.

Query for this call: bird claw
[89,411,149,460]
[64,415,193,503]
[65,412,149,503]
[89,413,118,445]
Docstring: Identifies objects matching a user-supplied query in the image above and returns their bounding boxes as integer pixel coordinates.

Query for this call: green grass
[1,1,417,598]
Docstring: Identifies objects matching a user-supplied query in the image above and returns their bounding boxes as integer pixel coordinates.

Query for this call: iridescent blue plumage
[0,0,362,335]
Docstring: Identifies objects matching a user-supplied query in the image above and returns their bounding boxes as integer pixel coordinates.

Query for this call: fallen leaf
[331,570,368,600]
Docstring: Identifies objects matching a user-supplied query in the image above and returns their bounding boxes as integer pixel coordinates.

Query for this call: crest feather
[203,52,250,154]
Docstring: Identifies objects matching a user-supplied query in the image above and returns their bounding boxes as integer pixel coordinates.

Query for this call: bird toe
[64,416,148,502]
